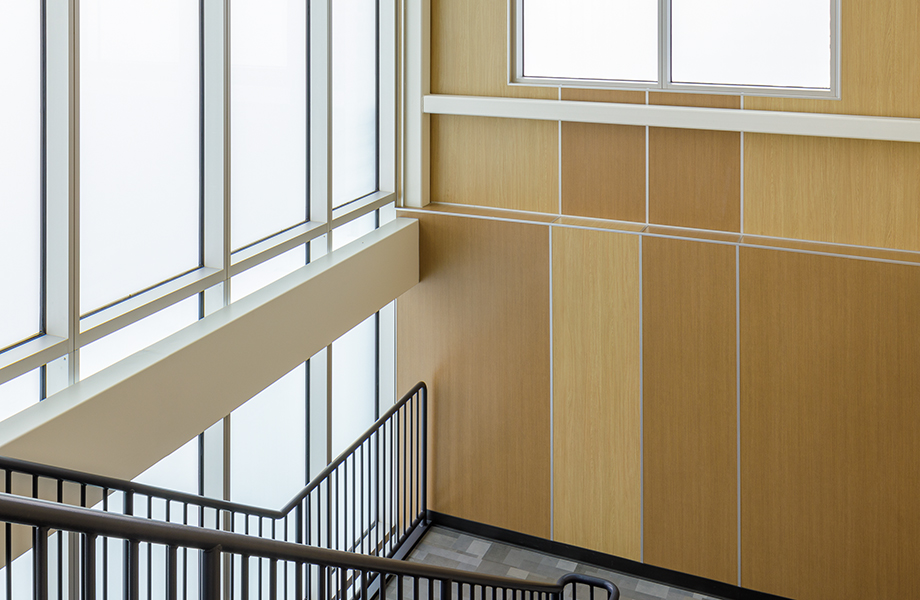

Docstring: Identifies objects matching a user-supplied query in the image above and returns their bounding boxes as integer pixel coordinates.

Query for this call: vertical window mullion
[658,0,671,89]
[202,0,230,314]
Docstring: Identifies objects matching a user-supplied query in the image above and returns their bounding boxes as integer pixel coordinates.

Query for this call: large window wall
[0,0,397,504]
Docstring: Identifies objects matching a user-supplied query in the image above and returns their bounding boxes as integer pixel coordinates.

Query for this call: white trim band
[424,95,920,144]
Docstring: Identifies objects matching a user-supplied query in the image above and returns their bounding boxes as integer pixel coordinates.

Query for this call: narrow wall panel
[649,128,741,232]
[431,0,555,99]
[642,237,737,584]
[740,248,920,600]
[552,227,641,560]
[744,134,920,251]
[746,0,920,118]
[397,211,551,538]
[561,122,646,222]
[431,115,558,214]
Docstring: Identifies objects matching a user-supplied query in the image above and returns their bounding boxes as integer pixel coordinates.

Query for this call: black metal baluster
[317,567,326,600]
[55,481,62,600]
[166,546,177,600]
[83,533,96,600]
[420,390,427,520]
[34,526,49,600]
[240,556,249,600]
[201,547,220,600]
[268,559,277,600]
[147,496,153,600]
[124,492,137,600]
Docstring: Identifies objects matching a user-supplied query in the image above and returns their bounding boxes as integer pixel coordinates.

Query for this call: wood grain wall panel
[561,89,646,104]
[431,0,555,99]
[740,247,920,600]
[552,227,641,561]
[649,127,741,232]
[649,93,740,109]
[745,0,920,118]
[642,237,737,584]
[431,115,558,214]
[396,211,551,538]
[561,122,646,222]
[744,134,920,251]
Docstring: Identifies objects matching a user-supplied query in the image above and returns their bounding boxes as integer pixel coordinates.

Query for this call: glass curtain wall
[0,0,397,527]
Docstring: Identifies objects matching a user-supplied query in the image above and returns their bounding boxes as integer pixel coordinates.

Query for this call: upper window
[514,0,838,97]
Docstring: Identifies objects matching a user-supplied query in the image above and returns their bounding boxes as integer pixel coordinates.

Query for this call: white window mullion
[202,0,230,314]
[41,0,75,394]
[658,0,671,90]
[379,0,397,195]
[310,0,333,248]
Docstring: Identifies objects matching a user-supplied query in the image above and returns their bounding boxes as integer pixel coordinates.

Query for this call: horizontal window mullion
[0,336,69,388]
[78,267,223,346]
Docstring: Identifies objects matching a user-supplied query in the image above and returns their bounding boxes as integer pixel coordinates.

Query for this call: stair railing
[0,383,428,593]
[0,483,620,600]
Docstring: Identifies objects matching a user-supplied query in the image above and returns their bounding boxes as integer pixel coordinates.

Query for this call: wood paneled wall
[642,237,737,584]
[400,1,920,598]
[396,211,552,538]
[552,227,641,561]
[740,248,920,600]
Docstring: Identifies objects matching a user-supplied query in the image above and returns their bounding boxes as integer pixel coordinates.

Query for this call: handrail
[0,381,428,520]
[0,492,618,598]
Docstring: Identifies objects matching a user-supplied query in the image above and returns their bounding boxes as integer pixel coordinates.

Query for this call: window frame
[509,0,841,99]
[0,0,397,403]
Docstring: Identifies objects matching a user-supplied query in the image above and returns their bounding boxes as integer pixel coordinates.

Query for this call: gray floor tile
[402,528,726,600]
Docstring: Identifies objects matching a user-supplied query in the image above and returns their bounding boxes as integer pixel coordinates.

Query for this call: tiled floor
[389,526,722,600]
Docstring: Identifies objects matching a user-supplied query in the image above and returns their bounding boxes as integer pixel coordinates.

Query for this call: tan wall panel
[739,247,920,600]
[649,93,740,109]
[431,115,558,214]
[561,122,646,222]
[745,0,920,118]
[396,211,551,538]
[561,89,646,104]
[552,227,641,560]
[649,128,741,232]
[744,134,920,251]
[431,0,555,99]
[642,237,737,584]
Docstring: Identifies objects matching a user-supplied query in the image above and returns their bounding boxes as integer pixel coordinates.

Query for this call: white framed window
[512,0,840,98]
[0,0,397,428]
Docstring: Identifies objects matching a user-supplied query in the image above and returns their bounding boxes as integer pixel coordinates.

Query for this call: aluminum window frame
[509,0,841,99]
[0,0,398,394]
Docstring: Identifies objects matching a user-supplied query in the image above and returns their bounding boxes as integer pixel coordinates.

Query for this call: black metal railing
[0,382,428,597]
[0,491,619,600]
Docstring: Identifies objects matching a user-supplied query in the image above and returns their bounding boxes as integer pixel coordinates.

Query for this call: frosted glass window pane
[0,1,42,350]
[308,348,327,478]
[230,364,306,507]
[80,0,201,312]
[522,0,658,81]
[0,369,41,423]
[332,0,378,208]
[133,436,199,495]
[331,315,376,457]
[230,246,307,303]
[80,297,199,379]
[332,212,375,251]
[231,0,308,250]
[672,0,831,89]
[378,301,395,409]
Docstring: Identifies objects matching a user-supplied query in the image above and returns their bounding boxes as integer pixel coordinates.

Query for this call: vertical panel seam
[736,244,742,586]
[638,235,644,563]
[548,224,555,540]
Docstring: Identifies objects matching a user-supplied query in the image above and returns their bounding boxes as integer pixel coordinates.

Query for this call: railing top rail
[0,491,563,593]
[0,381,427,520]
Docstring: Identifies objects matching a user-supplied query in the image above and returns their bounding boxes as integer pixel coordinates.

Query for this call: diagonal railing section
[0,382,428,596]
[0,491,619,600]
